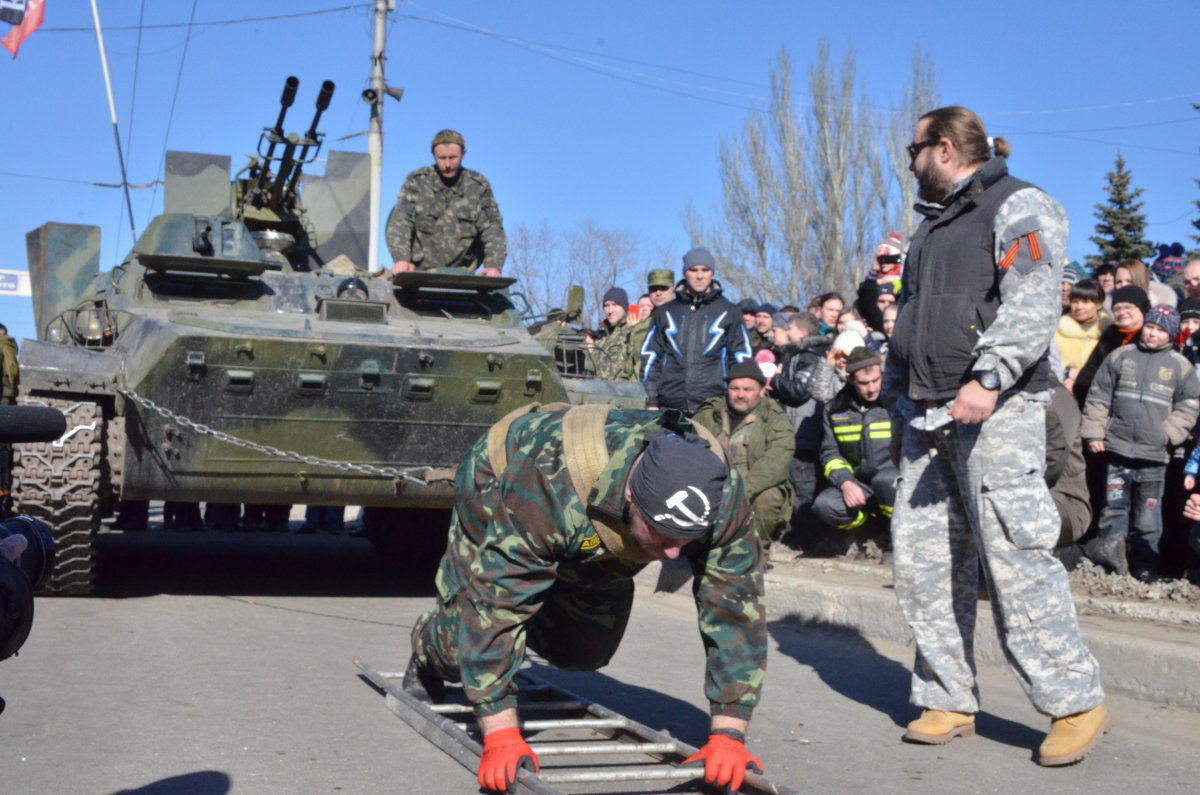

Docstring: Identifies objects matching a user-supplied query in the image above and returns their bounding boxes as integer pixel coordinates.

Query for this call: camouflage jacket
[438,408,766,719]
[593,320,633,381]
[385,165,507,271]
[691,396,795,503]
[0,333,18,405]
[626,316,652,381]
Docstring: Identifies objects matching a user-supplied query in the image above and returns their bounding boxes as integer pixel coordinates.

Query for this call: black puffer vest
[889,157,1049,401]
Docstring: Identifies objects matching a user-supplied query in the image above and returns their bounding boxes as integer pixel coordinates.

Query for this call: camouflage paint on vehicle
[13,77,643,594]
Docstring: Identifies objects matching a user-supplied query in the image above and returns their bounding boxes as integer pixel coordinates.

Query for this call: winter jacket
[819,386,898,487]
[770,335,832,455]
[1072,323,1140,409]
[1081,341,1200,463]
[642,280,752,413]
[594,319,633,380]
[692,395,795,504]
[1053,313,1110,374]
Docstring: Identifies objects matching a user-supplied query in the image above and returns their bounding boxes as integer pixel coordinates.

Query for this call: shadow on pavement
[769,617,1043,751]
[92,529,439,599]
[524,660,713,748]
[107,770,231,795]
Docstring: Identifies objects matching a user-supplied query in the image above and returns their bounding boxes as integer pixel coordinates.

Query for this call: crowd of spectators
[540,238,1200,585]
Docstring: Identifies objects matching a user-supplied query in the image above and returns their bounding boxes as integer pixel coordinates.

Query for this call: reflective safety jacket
[819,386,897,487]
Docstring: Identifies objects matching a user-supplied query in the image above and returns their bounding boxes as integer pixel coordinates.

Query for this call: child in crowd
[1178,300,1200,363]
[1081,305,1200,582]
[1054,279,1110,383]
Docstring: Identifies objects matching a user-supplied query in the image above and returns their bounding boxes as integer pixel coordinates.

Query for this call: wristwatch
[973,369,1001,391]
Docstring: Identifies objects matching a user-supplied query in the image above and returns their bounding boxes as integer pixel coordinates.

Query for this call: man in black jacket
[642,247,752,415]
[770,313,831,548]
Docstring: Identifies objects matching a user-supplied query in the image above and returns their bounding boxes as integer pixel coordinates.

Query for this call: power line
[40,4,373,33]
[145,0,199,227]
[0,171,161,188]
[396,2,1200,121]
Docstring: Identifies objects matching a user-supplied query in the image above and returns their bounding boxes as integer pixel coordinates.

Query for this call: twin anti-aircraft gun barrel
[245,76,335,213]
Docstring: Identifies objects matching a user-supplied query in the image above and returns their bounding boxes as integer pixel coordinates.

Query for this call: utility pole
[366,0,393,272]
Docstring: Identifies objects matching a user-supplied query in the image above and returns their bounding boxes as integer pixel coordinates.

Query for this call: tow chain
[115,386,448,486]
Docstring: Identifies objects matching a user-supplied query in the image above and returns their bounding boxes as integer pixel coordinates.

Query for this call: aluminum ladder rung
[431,700,588,715]
[540,767,705,784]
[530,741,679,756]
[355,656,801,794]
[457,717,628,732]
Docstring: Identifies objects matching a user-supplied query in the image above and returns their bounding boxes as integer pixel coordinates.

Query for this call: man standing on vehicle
[642,247,752,415]
[405,405,767,793]
[885,106,1107,765]
[386,129,506,277]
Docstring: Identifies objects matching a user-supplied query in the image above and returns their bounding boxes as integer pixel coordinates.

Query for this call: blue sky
[1,0,1197,343]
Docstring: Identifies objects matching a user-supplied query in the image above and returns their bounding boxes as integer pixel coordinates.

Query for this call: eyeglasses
[906,139,937,161]
[648,285,671,292]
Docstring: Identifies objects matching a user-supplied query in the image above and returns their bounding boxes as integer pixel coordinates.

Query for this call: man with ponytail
[885,106,1108,766]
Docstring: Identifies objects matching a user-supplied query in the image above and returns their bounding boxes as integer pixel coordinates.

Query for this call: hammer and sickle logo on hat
[653,486,712,528]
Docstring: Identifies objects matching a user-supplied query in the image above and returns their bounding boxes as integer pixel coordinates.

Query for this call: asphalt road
[2,530,1196,794]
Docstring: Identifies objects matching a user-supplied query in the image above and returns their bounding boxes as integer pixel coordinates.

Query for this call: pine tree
[1087,153,1154,268]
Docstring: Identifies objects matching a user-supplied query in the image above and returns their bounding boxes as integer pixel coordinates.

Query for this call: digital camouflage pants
[891,394,1104,717]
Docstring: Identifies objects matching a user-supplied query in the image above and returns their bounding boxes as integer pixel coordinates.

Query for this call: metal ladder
[354,658,799,794]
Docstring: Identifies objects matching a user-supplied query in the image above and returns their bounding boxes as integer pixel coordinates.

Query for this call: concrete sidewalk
[636,554,1200,711]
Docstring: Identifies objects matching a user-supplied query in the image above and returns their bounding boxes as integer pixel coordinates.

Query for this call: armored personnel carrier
[14,78,644,594]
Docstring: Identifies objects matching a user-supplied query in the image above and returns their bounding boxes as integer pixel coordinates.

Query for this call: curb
[635,557,1200,711]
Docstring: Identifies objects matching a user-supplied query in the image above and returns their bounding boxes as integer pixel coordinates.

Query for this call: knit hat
[876,231,904,259]
[724,360,767,385]
[430,129,465,150]
[1061,268,1081,286]
[602,287,629,307]
[648,269,674,290]
[1144,305,1180,339]
[1151,243,1186,281]
[756,303,778,316]
[629,434,727,540]
[738,298,759,314]
[845,346,883,374]
[876,280,899,297]
[682,247,716,271]
[832,320,868,354]
[771,312,791,331]
[1110,285,1151,315]
[1178,299,1200,321]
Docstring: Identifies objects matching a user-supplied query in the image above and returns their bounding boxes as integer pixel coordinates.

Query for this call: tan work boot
[903,710,976,744]
[1038,703,1110,766]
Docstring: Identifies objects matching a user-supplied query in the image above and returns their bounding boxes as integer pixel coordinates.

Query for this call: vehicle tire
[12,396,104,595]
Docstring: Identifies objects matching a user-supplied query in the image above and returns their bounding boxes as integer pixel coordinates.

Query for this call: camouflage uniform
[0,333,18,405]
[625,316,652,381]
[385,165,507,271]
[692,396,795,545]
[411,408,766,719]
[593,320,633,381]
[885,164,1104,717]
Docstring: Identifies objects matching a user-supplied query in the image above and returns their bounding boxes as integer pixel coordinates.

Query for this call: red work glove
[477,727,539,792]
[682,732,763,793]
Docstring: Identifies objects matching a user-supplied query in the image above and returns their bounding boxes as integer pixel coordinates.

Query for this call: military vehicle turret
[15,78,644,594]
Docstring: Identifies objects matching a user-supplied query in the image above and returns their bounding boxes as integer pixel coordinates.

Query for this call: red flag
[3,0,44,59]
